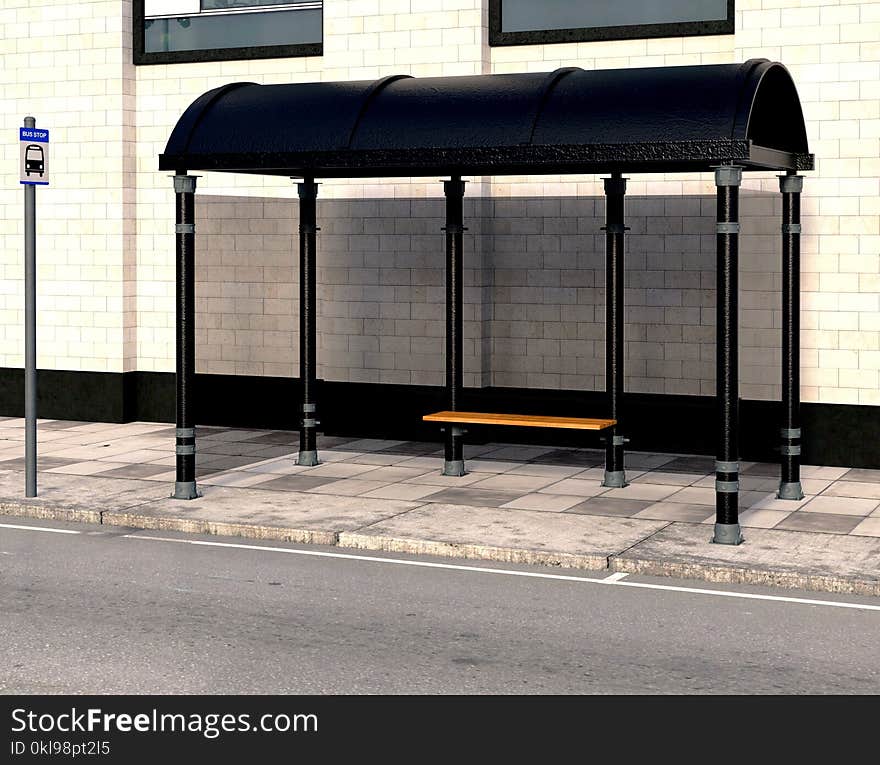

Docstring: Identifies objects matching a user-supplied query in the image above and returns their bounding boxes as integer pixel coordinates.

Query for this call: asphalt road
[1,517,878,694]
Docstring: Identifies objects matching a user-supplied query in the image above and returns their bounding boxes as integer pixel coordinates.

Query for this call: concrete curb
[337,531,609,570]
[2,499,878,598]
[101,509,339,547]
[610,557,880,598]
[0,501,102,526]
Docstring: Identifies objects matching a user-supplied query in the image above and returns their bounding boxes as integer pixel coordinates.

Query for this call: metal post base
[712,522,744,545]
[297,450,320,467]
[602,470,628,488]
[172,481,200,500]
[777,481,804,501]
[443,460,466,477]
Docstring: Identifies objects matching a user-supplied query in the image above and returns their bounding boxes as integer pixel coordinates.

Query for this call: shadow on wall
[193,191,787,399]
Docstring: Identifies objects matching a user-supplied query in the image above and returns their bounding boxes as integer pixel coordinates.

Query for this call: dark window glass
[200,0,313,9]
[145,8,322,53]
[491,0,733,45]
[501,0,728,33]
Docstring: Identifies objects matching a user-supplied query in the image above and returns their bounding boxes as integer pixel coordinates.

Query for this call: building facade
[1,1,878,464]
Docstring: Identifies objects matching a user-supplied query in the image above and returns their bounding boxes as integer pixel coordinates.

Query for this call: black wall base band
[1,370,879,470]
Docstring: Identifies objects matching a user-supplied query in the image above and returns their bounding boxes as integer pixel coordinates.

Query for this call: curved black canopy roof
[160,59,812,178]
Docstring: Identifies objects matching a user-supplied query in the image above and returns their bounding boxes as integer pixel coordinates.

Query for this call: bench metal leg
[443,427,466,476]
[603,174,628,489]
[443,177,467,476]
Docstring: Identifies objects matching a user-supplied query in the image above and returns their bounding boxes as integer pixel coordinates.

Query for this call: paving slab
[612,523,880,596]
[102,484,420,546]
[338,503,669,570]
[0,471,167,524]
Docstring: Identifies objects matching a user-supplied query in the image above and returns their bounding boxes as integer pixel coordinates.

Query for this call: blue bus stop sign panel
[20,128,49,186]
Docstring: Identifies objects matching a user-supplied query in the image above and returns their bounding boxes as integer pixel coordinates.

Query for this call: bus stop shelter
[159,59,813,545]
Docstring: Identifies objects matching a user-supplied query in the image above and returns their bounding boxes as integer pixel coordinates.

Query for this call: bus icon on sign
[24,144,44,177]
[20,126,50,186]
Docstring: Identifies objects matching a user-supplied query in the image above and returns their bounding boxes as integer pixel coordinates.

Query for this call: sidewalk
[0,417,878,596]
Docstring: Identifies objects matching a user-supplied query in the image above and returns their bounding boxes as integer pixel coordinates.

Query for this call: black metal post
[173,173,199,499]
[603,174,628,488]
[443,177,466,476]
[778,173,804,500]
[713,166,743,544]
[297,178,320,466]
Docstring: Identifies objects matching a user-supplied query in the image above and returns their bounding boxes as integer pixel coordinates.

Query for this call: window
[489,0,734,47]
[134,0,322,65]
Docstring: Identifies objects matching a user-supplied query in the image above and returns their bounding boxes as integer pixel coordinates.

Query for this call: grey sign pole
[23,116,37,497]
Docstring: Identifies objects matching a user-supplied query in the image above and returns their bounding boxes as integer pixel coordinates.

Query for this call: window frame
[488,0,734,47]
[133,0,323,65]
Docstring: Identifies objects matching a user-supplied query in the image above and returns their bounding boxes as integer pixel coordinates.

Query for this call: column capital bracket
[713,165,742,187]
[779,174,804,193]
[296,180,319,199]
[442,178,467,196]
[603,176,627,194]
[172,174,198,194]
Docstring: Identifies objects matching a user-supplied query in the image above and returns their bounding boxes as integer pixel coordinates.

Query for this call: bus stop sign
[20,127,49,186]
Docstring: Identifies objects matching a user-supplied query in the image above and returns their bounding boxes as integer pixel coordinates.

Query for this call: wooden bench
[423,411,615,431]
[424,410,615,475]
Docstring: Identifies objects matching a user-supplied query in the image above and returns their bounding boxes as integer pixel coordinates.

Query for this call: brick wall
[487,1,880,405]
[132,0,490,379]
[1,1,878,407]
[0,0,136,373]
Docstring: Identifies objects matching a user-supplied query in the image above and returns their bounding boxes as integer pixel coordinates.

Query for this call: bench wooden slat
[423,411,615,431]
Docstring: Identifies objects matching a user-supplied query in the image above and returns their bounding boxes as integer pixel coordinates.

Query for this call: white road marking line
[0,522,80,535]
[123,533,880,612]
[608,578,880,610]
[125,535,610,583]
